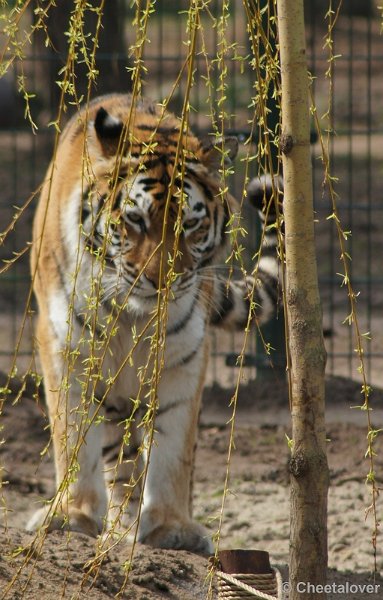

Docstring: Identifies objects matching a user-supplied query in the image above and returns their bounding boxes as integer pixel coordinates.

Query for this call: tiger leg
[137,342,212,554]
[102,403,142,532]
[27,315,108,537]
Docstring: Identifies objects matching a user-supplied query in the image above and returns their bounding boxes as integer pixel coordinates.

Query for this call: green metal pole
[255,0,286,380]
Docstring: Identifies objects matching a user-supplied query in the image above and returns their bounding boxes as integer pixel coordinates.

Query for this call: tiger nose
[143,253,184,290]
[142,248,167,290]
[144,259,176,290]
[141,236,187,289]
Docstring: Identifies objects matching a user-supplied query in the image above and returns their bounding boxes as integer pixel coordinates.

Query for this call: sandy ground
[0,374,383,599]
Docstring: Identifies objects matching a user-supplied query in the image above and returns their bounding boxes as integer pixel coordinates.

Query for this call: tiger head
[80,98,239,313]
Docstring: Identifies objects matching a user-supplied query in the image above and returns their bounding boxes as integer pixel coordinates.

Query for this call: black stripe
[169,340,203,368]
[194,177,214,202]
[257,269,281,304]
[104,406,123,419]
[102,441,121,455]
[140,177,158,184]
[156,400,183,417]
[199,253,214,268]
[167,295,197,335]
[81,185,93,224]
[213,205,218,239]
[235,296,251,329]
[210,283,234,325]
[178,347,199,366]
[200,241,215,256]
[159,169,171,187]
[102,441,137,461]
[111,190,122,211]
[153,191,165,201]
[193,202,205,213]
[96,194,107,222]
[140,158,161,170]
[259,244,278,256]
[140,177,159,187]
[108,477,132,485]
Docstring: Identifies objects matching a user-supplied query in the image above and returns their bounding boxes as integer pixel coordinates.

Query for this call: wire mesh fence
[0,0,382,387]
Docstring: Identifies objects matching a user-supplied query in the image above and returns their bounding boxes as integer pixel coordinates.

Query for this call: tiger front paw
[138,512,213,555]
[26,505,101,538]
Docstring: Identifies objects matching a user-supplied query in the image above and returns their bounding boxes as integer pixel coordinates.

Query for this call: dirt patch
[0,531,209,599]
[1,375,383,598]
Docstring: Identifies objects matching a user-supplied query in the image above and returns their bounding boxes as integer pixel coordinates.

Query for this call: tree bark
[276,1,329,598]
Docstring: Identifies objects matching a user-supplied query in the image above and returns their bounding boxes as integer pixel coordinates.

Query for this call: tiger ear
[94,107,124,155]
[199,136,238,171]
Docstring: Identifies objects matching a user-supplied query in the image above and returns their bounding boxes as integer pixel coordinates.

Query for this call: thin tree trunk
[276,1,329,598]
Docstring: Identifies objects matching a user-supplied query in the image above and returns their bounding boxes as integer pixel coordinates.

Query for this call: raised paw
[247,173,283,214]
[26,506,101,538]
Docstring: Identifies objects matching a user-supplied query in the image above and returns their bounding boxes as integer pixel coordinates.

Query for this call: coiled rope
[217,567,285,600]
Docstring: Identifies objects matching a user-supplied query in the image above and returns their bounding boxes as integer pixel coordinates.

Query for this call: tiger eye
[127,212,144,223]
[184,218,199,229]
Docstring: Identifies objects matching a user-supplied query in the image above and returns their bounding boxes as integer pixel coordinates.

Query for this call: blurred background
[0,0,382,389]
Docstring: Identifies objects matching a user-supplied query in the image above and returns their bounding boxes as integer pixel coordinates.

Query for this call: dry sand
[0,374,382,598]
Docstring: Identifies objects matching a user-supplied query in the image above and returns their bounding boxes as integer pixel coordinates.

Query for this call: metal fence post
[254,1,286,381]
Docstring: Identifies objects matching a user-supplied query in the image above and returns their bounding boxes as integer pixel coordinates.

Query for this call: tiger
[27,93,283,554]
